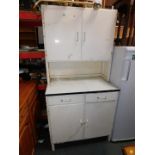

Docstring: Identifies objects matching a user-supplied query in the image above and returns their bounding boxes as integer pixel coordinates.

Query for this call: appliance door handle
[121,60,131,81]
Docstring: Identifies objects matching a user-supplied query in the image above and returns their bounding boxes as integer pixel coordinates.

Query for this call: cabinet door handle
[61,99,72,102]
[76,32,79,41]
[83,32,86,42]
[121,60,131,81]
[80,120,87,125]
[97,96,107,100]
[80,119,84,125]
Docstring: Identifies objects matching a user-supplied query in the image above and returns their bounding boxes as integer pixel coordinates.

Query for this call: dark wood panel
[19,80,38,155]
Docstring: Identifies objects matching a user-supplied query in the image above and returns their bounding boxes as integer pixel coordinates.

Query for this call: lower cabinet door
[85,101,116,139]
[47,103,84,143]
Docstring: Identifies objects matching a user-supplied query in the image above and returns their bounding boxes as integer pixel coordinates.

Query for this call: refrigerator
[110,46,135,141]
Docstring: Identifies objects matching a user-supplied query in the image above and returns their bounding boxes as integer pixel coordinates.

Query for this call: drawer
[46,94,84,106]
[85,92,118,103]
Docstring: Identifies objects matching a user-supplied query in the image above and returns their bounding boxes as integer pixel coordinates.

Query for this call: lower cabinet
[85,101,116,139]
[46,92,118,151]
[47,103,84,143]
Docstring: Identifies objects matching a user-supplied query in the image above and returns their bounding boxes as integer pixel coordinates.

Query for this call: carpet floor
[35,129,134,155]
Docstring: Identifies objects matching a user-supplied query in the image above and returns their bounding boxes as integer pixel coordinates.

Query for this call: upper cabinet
[42,6,82,61]
[82,8,117,61]
[41,5,117,61]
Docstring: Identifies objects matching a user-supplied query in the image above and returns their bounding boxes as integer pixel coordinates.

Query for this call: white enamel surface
[45,78,118,95]
[42,5,117,61]
[85,100,117,139]
[47,103,84,143]
[85,92,118,103]
[46,91,118,145]
[110,46,135,141]
[49,61,103,78]
[46,94,84,106]
[82,8,117,60]
[42,5,82,61]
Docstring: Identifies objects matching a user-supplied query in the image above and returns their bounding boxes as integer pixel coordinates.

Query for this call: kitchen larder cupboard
[41,5,117,61]
[42,4,119,151]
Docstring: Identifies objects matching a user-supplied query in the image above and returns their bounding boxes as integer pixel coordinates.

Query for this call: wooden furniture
[19,10,42,47]
[122,145,135,155]
[19,27,38,47]
[19,80,38,155]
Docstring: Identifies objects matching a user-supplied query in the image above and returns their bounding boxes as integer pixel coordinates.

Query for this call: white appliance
[110,46,135,141]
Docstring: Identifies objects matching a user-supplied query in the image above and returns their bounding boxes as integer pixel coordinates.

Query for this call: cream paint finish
[42,5,82,61]
[45,78,118,95]
[46,91,118,148]
[42,5,117,61]
[47,103,84,143]
[82,8,117,60]
[49,61,103,78]
[47,61,111,81]
[42,5,119,151]
[85,100,117,139]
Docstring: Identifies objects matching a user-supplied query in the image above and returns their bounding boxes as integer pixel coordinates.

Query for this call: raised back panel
[48,61,104,79]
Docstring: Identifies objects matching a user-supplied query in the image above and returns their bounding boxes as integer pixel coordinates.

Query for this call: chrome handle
[80,119,88,126]
[80,120,85,126]
[97,96,107,100]
[61,99,72,102]
[76,32,79,41]
[83,32,86,42]
[121,60,131,81]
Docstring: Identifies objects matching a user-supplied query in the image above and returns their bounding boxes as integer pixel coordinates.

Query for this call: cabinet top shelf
[46,77,119,96]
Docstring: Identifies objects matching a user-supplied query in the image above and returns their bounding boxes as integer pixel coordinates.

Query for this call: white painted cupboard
[42,5,119,151]
[41,5,117,61]
[46,90,119,151]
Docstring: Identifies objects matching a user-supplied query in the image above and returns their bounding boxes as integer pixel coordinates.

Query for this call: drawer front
[46,94,84,106]
[85,92,118,103]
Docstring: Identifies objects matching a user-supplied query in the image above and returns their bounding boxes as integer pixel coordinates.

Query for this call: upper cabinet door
[42,5,82,61]
[82,8,117,61]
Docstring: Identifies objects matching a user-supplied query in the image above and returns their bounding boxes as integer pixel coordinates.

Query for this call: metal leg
[52,143,55,151]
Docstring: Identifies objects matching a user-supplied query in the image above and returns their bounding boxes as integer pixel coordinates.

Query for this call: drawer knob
[61,99,72,102]
[97,96,107,100]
